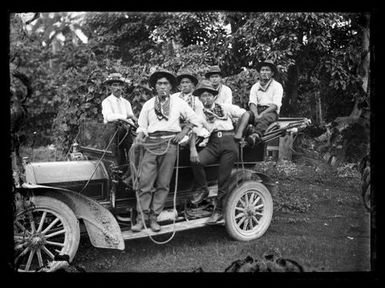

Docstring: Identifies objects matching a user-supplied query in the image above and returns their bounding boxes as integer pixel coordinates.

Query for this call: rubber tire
[224,181,273,241]
[15,196,80,272]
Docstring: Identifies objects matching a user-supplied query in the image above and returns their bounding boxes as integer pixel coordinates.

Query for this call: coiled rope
[129,137,180,245]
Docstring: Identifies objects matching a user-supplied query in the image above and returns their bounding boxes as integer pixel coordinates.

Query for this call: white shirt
[171,92,204,113]
[249,79,283,114]
[172,92,209,137]
[136,94,201,135]
[101,94,134,124]
[196,103,246,133]
[215,84,233,104]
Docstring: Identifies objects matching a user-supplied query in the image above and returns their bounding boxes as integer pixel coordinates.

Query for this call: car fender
[228,168,277,196]
[20,183,125,250]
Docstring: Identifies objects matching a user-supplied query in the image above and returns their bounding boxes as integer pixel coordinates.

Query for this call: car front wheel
[14,196,80,272]
[224,181,273,241]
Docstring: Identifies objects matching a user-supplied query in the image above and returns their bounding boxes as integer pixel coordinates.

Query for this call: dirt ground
[71,156,373,273]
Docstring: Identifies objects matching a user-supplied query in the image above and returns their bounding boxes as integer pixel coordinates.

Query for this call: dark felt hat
[204,65,222,78]
[176,70,198,86]
[104,73,126,85]
[149,69,177,89]
[193,79,219,97]
[256,60,278,74]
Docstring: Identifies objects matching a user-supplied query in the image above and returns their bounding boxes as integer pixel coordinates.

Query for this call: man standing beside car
[131,69,201,233]
[101,73,138,170]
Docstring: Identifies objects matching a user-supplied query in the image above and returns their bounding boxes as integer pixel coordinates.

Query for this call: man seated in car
[171,69,210,157]
[233,60,283,146]
[189,80,246,224]
[101,73,138,171]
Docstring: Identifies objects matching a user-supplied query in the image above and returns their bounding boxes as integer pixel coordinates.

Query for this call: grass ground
[71,155,372,273]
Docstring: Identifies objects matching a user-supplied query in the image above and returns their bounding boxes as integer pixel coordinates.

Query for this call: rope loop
[129,137,180,245]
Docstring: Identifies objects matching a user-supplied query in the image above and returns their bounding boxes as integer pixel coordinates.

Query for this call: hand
[172,131,187,144]
[190,148,200,163]
[134,133,145,145]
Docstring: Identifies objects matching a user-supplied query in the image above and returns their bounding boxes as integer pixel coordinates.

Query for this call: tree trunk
[315,91,323,126]
[284,64,299,116]
[360,13,370,96]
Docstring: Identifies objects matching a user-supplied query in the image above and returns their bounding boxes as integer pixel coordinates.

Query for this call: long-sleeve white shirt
[215,84,233,104]
[196,103,246,133]
[171,92,204,113]
[136,94,201,135]
[101,94,134,123]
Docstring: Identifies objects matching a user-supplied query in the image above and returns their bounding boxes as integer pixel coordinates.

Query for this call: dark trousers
[117,125,133,172]
[191,134,238,210]
[247,107,278,136]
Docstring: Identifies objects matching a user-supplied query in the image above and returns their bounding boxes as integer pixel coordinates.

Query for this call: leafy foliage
[9,12,369,160]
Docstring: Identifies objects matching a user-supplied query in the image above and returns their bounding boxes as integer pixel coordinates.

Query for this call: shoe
[149,218,161,232]
[207,210,223,225]
[245,133,261,147]
[190,188,209,205]
[131,220,144,232]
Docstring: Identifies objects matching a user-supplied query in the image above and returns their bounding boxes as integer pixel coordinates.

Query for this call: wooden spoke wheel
[14,196,80,272]
[224,181,273,241]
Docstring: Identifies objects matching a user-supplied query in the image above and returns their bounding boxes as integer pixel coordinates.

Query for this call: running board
[121,217,224,240]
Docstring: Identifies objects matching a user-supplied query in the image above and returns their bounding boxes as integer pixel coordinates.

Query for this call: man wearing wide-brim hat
[101,72,138,172]
[234,60,283,146]
[131,69,201,233]
[172,69,200,111]
[102,72,137,124]
[171,69,210,154]
[189,79,246,224]
[205,65,233,105]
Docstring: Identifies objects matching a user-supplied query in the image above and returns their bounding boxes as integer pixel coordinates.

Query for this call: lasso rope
[129,137,180,245]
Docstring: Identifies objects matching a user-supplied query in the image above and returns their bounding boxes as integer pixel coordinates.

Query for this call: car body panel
[22,183,125,250]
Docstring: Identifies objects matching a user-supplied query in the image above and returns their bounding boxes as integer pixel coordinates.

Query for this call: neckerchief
[203,103,228,123]
[154,95,170,121]
[179,92,195,110]
[258,79,273,92]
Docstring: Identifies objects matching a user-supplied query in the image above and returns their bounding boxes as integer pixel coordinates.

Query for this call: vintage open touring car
[13,117,310,272]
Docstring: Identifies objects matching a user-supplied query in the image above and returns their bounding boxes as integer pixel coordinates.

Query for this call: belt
[211,130,234,138]
[148,131,177,139]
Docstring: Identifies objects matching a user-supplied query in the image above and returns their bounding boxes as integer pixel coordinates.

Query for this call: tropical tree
[10,11,370,162]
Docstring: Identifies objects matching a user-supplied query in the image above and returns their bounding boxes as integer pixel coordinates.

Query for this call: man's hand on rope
[172,131,187,144]
[134,132,146,145]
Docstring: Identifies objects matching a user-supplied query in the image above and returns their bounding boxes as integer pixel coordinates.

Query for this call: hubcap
[234,191,264,232]
[28,233,46,248]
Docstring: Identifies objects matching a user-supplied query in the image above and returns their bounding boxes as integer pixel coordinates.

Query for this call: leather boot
[207,209,223,225]
[190,188,209,205]
[149,215,161,232]
[245,133,261,147]
[131,219,144,232]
